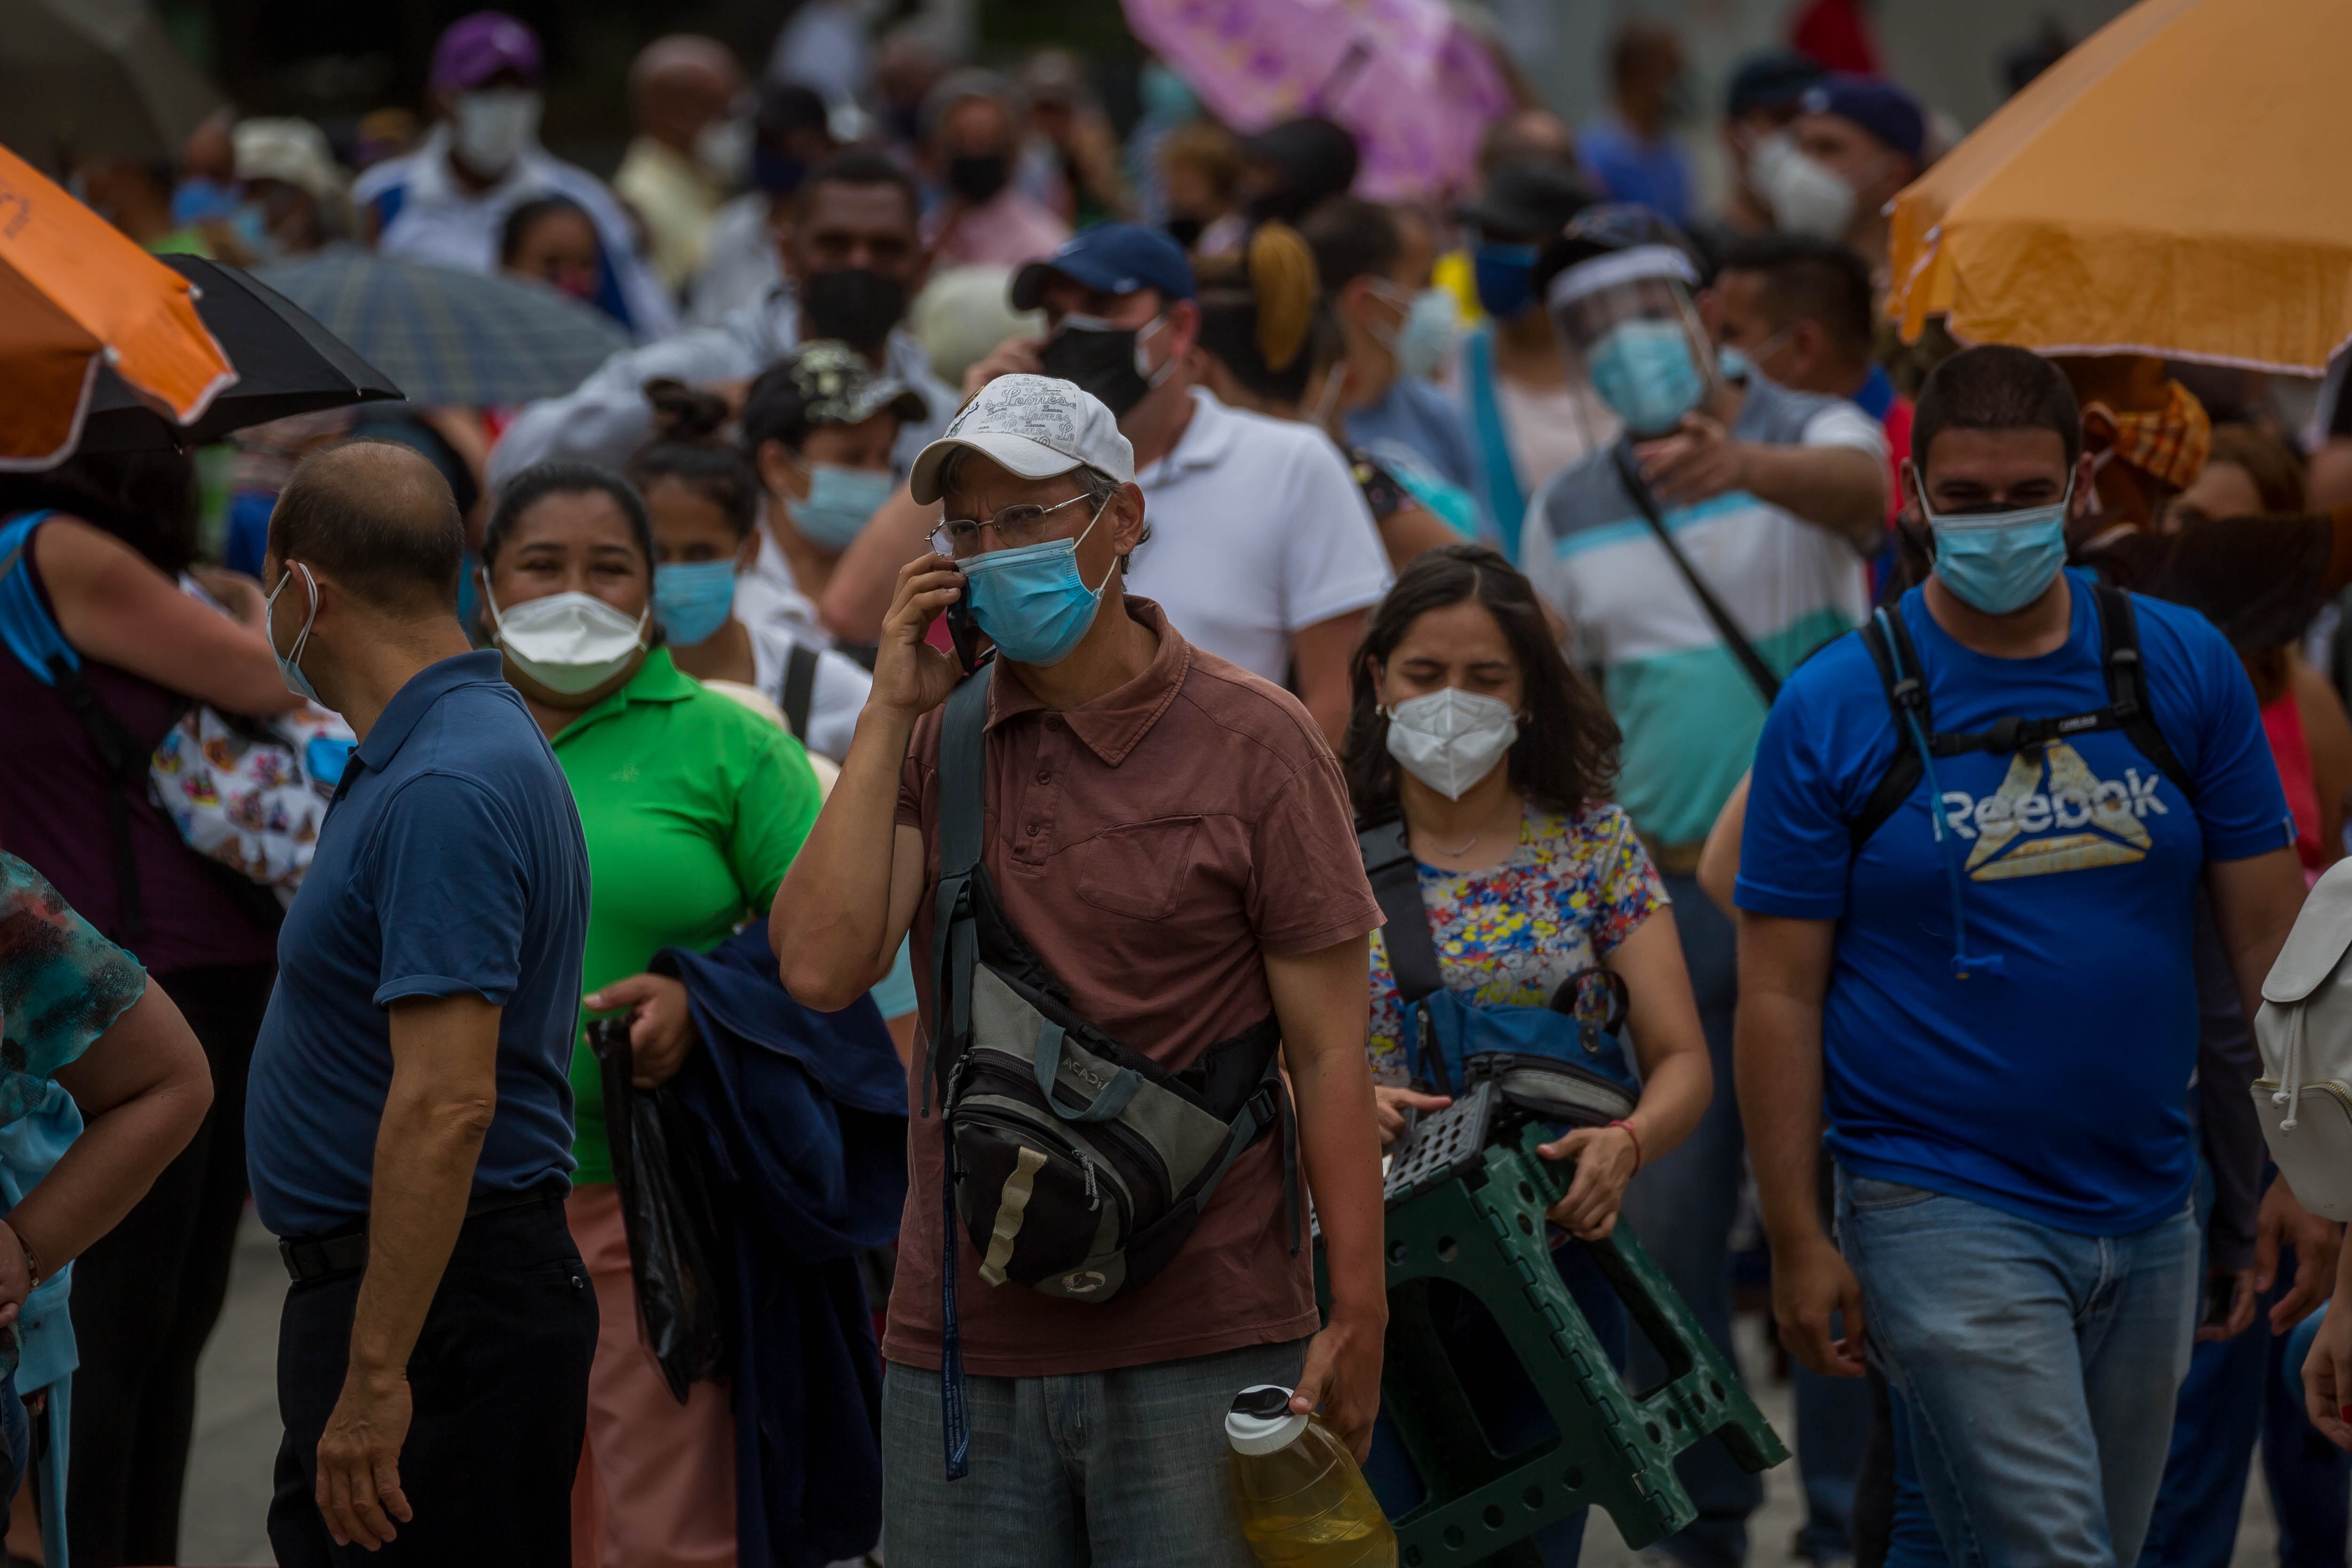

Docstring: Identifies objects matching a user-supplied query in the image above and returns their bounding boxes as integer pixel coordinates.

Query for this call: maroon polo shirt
[887,597,1383,1376]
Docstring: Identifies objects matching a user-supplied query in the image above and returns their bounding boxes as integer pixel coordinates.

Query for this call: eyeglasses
[926,492,1096,558]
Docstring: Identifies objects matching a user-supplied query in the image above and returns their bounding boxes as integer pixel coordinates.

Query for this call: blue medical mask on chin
[266,565,323,706]
[960,498,1112,667]
[652,559,739,646]
[1924,482,2074,615]
[1472,243,1539,319]
[1585,318,1707,436]
[791,463,896,551]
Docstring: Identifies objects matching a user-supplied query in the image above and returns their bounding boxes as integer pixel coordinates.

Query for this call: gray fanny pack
[925,661,1295,1478]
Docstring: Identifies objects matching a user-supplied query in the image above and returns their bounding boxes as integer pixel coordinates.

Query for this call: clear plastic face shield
[1546,247,1723,442]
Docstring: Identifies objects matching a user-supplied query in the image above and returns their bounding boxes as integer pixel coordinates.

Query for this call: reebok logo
[1935,742,2161,880]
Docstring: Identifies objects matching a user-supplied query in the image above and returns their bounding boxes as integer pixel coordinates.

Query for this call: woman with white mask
[477,461,826,1567]
[1338,543,1714,1563]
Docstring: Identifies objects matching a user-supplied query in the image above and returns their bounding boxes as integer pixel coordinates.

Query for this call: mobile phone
[945,595,985,675]
[2204,1273,2238,1329]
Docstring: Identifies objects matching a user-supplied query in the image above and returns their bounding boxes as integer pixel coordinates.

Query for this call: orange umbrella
[0,142,234,468]
[1887,0,2352,373]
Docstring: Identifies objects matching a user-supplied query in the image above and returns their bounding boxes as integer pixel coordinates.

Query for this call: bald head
[631,36,741,150]
[270,440,465,619]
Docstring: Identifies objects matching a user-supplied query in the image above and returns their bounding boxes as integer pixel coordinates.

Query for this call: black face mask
[946,152,1010,204]
[1039,317,1167,419]
[800,267,907,351]
[1163,215,1204,251]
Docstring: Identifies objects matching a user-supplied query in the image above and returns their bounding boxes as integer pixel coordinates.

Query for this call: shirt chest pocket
[1066,817,1206,922]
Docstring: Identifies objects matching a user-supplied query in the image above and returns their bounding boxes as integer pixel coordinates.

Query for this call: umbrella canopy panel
[1888,0,2352,372]
[0,0,224,167]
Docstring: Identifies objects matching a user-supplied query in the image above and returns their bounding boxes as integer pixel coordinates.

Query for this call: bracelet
[1608,1118,1644,1175]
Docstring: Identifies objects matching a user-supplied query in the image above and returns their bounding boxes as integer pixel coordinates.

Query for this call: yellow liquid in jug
[1229,1413,1399,1568]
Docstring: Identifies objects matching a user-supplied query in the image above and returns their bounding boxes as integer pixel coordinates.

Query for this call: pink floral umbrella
[1122,0,1513,201]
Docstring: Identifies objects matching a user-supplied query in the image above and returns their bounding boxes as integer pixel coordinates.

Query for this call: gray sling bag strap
[923,661,1295,1480]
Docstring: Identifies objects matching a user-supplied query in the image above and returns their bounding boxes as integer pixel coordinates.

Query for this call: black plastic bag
[588,1016,734,1401]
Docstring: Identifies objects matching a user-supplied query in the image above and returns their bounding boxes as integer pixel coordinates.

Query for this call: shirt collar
[1136,388,1237,485]
[1852,363,1896,422]
[550,646,698,742]
[348,649,507,787]
[983,597,1191,767]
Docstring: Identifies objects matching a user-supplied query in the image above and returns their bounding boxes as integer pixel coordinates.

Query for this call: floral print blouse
[1367,801,1667,1085]
[0,854,146,1125]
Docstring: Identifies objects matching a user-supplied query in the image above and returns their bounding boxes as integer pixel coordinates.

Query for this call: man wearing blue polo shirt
[1737,346,2309,1561]
[246,441,595,1566]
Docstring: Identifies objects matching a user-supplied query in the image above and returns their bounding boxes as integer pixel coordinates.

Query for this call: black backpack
[924,661,1295,1477]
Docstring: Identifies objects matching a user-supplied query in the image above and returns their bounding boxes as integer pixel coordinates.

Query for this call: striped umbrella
[254,247,631,406]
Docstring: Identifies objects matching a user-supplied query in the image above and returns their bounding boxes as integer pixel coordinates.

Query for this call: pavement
[183,1208,2288,1566]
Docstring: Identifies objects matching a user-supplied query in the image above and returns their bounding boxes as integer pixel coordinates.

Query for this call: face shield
[1546,247,1720,440]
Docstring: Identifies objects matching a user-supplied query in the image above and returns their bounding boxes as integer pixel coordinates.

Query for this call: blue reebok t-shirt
[1736,572,2292,1234]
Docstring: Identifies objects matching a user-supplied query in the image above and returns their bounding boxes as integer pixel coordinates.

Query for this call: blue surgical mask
[1923,481,2073,615]
[172,175,240,227]
[1472,242,1538,320]
[1715,345,1753,382]
[1585,318,1706,436]
[652,559,739,646]
[1375,284,1460,381]
[791,463,896,551]
[266,565,323,706]
[961,498,1112,667]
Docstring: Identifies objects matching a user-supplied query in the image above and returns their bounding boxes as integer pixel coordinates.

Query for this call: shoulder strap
[779,642,819,741]
[1608,441,1781,706]
[2093,582,2198,804]
[1849,609,1929,852]
[1358,815,1443,1004]
[1463,327,1525,561]
[925,663,994,1116]
[0,512,75,685]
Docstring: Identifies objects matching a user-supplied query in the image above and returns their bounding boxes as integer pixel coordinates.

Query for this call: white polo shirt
[1126,389,1394,683]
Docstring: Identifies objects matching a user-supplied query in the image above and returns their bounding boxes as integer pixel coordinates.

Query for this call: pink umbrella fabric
[1123,0,1513,201]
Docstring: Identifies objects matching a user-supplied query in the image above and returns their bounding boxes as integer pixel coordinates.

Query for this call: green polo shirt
[552,647,822,1183]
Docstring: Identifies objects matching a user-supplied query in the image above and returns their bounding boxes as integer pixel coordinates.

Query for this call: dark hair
[627,380,760,539]
[481,461,654,572]
[1194,223,1327,406]
[499,195,598,267]
[0,449,197,576]
[1342,544,1621,818]
[270,440,463,613]
[1716,232,1875,358]
[2205,423,2307,517]
[1299,197,1402,293]
[1912,344,2082,477]
[793,147,920,225]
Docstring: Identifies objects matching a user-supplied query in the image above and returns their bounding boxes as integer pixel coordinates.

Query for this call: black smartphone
[2204,1273,2238,1329]
[945,595,985,675]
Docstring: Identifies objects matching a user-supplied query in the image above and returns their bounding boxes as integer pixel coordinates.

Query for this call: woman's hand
[1372,1086,1449,1147]
[1538,1123,1641,1240]
[584,973,699,1088]
[871,553,970,721]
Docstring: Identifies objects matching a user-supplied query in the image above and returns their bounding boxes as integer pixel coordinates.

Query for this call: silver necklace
[1432,831,1481,856]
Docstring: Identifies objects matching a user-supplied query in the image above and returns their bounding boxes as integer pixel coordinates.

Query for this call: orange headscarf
[2081,378,2212,492]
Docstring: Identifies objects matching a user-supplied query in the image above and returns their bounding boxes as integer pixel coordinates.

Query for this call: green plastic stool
[1314,1082,1787,1565]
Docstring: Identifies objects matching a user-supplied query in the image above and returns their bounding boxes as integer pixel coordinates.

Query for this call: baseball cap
[909,374,1135,506]
[431,12,544,93]
[1800,74,1925,166]
[1456,160,1599,241]
[233,118,343,202]
[1009,223,1194,312]
[757,341,930,430]
[1724,50,1824,119]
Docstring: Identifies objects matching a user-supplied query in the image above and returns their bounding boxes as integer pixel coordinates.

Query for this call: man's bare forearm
[1291,1036,1387,1321]
[1739,443,1886,551]
[1736,916,1836,1248]
[350,1077,491,1378]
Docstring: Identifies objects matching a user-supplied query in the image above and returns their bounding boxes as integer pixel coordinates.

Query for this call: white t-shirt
[745,622,873,763]
[1495,374,1621,500]
[731,511,829,650]
[1126,390,1394,682]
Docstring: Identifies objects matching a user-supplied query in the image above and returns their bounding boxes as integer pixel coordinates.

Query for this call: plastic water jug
[1225,1384,1398,1568]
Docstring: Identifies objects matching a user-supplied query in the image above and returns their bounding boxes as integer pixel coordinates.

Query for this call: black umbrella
[74,255,405,454]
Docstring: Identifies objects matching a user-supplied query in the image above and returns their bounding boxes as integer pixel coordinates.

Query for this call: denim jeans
[881,1339,1308,1567]
[1619,872,1763,1567]
[1837,1170,2199,1568]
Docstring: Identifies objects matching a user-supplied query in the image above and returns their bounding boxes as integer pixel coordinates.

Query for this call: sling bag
[776,642,819,744]
[1851,581,2197,978]
[2253,858,2352,1221]
[1609,439,1782,707]
[927,661,1295,1478]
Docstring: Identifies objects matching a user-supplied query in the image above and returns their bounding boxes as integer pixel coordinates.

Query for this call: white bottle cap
[1225,1384,1310,1455]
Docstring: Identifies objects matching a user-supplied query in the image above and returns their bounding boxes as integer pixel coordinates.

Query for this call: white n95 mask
[485,587,648,695]
[1383,688,1520,800]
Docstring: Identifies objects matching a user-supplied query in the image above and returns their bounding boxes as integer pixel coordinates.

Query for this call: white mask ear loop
[1135,314,1178,390]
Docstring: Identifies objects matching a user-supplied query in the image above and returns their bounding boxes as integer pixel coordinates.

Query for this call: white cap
[909,374,1136,507]
[1224,1385,1309,1456]
[233,118,346,203]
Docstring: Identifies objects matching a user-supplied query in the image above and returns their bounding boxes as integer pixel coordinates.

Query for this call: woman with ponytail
[1191,223,1460,574]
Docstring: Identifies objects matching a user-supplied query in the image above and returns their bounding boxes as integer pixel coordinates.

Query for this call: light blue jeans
[881,1338,1308,1567]
[1837,1170,2200,1568]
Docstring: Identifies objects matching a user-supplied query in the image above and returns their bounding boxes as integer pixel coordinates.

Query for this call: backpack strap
[778,642,820,743]
[1358,814,1444,1004]
[2094,582,2197,805]
[1849,609,1931,852]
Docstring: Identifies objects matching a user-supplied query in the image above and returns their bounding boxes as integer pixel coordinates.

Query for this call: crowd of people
[14,4,2352,1568]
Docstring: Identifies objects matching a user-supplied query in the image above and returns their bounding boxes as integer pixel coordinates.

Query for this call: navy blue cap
[1724,50,1824,119]
[1800,73,1925,166]
[1010,223,1196,311]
